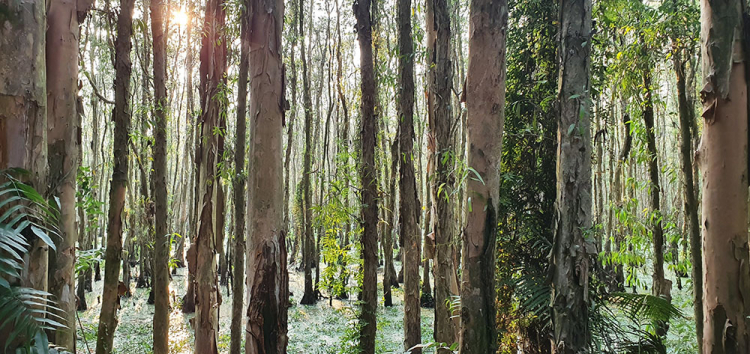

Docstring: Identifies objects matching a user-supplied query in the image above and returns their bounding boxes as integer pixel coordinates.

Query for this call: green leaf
[567,123,576,136]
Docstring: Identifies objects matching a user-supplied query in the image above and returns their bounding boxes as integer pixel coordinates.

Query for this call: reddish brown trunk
[194,0,227,350]
[244,0,288,352]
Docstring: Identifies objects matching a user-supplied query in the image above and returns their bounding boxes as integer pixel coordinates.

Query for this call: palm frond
[608,292,683,324]
[0,169,63,353]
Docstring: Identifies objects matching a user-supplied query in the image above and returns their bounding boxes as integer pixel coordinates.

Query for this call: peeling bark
[699,1,750,351]
[244,0,288,351]
[194,0,227,349]
[549,0,593,352]
[397,0,421,345]
[458,0,507,352]
[427,0,458,346]
[230,1,249,352]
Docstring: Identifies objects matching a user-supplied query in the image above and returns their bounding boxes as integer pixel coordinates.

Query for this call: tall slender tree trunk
[194,0,227,350]
[335,0,351,298]
[95,0,135,350]
[384,136,398,307]
[397,0,421,345]
[244,0,289,350]
[299,0,317,305]
[150,0,170,349]
[549,0,592,352]
[642,62,671,336]
[218,183,228,286]
[184,9,200,309]
[230,2,250,353]
[354,0,378,351]
[698,1,750,352]
[427,0,457,346]
[176,11,195,269]
[283,0,298,261]
[458,0,507,352]
[46,0,90,347]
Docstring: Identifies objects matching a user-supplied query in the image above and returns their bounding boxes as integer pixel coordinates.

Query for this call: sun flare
[172,9,188,27]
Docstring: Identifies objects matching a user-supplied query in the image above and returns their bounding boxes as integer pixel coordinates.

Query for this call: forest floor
[72,261,698,354]
[74,261,435,354]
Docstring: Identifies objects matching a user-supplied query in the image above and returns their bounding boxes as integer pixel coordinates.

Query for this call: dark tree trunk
[397,0,421,345]
[673,46,703,351]
[299,0,317,306]
[549,0,593,352]
[95,0,135,350]
[150,0,171,349]
[354,0,378,351]
[427,0,458,346]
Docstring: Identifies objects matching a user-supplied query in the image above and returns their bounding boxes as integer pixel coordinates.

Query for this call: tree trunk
[354,0,378,351]
[194,0,227,350]
[299,0,316,305]
[218,184,228,286]
[150,0,170,349]
[175,11,195,269]
[384,135,398,307]
[427,0,458,346]
[230,2,249,353]
[421,177,433,308]
[458,0,507,352]
[244,0,289,351]
[397,0,421,345]
[46,0,90,347]
[0,0,48,317]
[699,1,750,352]
[95,0,135,350]
[672,38,703,353]
[549,0,592,353]
[642,61,671,338]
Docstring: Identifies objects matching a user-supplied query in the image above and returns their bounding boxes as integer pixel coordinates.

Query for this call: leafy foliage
[0,169,63,353]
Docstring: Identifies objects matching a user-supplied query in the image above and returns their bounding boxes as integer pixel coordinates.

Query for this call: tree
[458,0,507,352]
[95,0,136,350]
[150,0,170,350]
[665,0,701,347]
[353,0,378,351]
[397,0,422,347]
[230,0,250,352]
[299,0,317,306]
[194,0,227,349]
[383,136,398,307]
[45,0,91,347]
[549,0,593,352]
[698,0,750,351]
[427,0,458,346]
[244,0,289,350]
[0,0,48,310]
[640,36,670,339]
